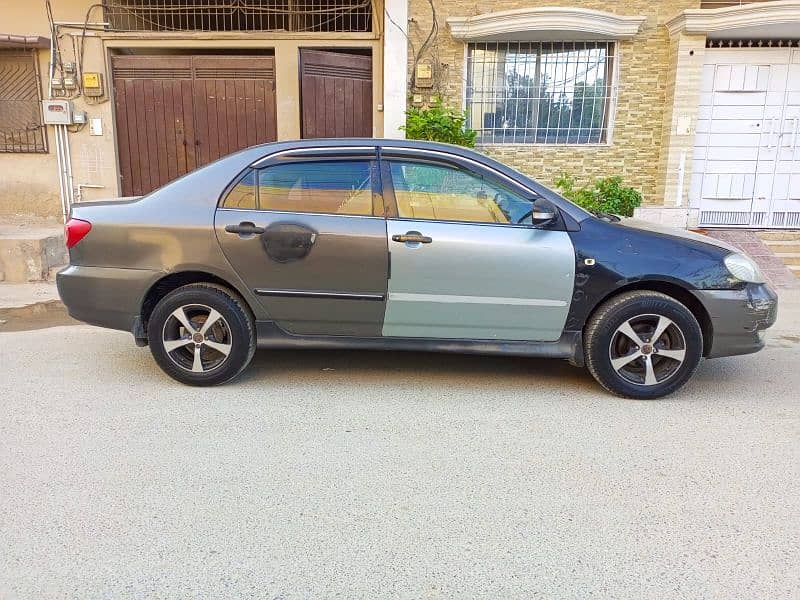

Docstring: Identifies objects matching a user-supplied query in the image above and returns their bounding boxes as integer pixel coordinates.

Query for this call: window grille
[466,41,616,145]
[103,0,372,33]
[0,50,46,153]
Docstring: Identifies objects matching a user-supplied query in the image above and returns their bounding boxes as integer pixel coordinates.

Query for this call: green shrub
[554,174,642,217]
[403,104,477,148]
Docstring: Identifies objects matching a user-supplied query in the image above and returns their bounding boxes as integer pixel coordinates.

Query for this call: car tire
[147,283,256,386]
[584,291,703,399]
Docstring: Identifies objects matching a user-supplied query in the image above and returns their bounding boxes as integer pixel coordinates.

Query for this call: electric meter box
[41,100,74,125]
[415,62,434,88]
[82,72,104,97]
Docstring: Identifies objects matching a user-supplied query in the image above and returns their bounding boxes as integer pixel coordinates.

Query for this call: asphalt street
[1,294,799,598]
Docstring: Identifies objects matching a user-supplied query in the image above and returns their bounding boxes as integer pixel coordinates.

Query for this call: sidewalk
[0,282,75,332]
[703,229,800,289]
[0,282,60,310]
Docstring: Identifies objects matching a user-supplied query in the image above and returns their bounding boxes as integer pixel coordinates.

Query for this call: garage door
[691,48,800,228]
[300,49,372,138]
[112,55,277,197]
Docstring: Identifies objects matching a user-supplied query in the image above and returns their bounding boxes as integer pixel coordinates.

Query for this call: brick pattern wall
[406,0,701,204]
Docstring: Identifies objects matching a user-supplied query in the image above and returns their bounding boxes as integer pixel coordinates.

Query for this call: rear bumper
[56,265,161,333]
[693,283,778,359]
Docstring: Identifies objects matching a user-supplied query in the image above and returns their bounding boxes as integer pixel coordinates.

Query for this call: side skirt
[255,321,585,366]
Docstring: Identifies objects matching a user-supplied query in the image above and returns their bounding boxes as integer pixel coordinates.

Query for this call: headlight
[724,253,765,284]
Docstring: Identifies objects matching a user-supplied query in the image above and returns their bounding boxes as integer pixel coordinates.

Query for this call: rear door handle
[225,222,265,236]
[392,233,432,244]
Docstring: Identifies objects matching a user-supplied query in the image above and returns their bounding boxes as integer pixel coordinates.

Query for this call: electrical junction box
[415,62,434,88]
[73,110,88,125]
[83,72,104,97]
[41,100,74,125]
[416,63,432,79]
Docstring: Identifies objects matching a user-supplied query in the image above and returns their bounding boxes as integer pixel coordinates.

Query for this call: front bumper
[56,265,162,333]
[692,283,778,358]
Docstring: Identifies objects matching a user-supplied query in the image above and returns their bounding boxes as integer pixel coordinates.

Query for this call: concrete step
[0,281,60,310]
[757,230,800,242]
[0,281,75,332]
[761,240,800,254]
[774,253,800,266]
[0,219,67,283]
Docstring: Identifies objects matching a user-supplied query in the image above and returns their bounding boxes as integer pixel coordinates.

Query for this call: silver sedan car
[57,139,778,398]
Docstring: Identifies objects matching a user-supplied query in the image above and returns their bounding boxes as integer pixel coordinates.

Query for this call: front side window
[223,161,374,215]
[466,41,615,145]
[389,161,534,225]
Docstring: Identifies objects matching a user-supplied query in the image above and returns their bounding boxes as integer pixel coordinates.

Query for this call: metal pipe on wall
[49,23,76,222]
[54,126,68,222]
[62,126,75,210]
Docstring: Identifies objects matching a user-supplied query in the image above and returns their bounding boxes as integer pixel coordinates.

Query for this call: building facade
[1,1,799,230]
[0,0,408,219]
[405,0,800,229]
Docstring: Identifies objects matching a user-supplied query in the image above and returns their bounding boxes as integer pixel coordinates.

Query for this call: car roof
[244,137,481,155]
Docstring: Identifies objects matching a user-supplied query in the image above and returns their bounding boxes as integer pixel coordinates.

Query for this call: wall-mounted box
[83,72,104,97]
[41,100,74,125]
[415,62,434,88]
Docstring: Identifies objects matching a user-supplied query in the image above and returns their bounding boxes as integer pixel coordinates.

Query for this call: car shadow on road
[239,348,597,391]
[103,334,781,401]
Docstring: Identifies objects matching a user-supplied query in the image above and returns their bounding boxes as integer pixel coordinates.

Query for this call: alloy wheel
[608,314,687,386]
[161,304,233,373]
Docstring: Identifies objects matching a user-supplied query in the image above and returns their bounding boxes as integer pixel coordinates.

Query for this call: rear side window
[223,160,375,216]
[223,170,258,209]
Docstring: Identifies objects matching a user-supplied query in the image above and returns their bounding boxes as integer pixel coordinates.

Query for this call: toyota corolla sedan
[57,139,778,398]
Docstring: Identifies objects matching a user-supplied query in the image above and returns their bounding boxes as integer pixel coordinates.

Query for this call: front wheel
[147,283,256,386]
[584,291,703,399]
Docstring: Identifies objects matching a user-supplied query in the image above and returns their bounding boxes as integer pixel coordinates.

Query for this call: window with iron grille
[0,50,46,153]
[103,0,372,33]
[466,41,616,145]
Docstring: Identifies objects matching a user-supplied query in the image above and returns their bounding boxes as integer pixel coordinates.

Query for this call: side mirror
[531,199,558,226]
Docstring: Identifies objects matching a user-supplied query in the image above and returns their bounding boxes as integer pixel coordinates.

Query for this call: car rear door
[379,148,575,342]
[215,147,388,336]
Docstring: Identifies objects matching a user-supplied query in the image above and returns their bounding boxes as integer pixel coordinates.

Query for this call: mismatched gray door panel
[215,209,388,336]
[384,220,575,341]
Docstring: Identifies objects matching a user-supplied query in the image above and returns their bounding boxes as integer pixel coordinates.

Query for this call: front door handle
[225,221,265,236]
[392,232,433,244]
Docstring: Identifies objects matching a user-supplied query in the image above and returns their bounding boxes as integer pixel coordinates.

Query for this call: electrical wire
[410,0,438,91]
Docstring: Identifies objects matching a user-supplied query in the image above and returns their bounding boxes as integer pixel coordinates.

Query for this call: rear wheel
[584,291,703,399]
[147,284,256,386]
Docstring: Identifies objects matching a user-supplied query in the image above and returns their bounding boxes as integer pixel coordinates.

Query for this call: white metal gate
[691,48,800,228]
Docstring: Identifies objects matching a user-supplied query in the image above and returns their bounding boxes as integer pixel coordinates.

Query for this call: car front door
[380,151,575,342]
[215,149,388,336]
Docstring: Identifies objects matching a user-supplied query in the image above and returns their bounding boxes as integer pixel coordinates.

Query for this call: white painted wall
[382,0,408,138]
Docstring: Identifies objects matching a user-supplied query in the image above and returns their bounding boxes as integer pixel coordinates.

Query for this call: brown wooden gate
[300,49,372,139]
[112,55,277,196]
